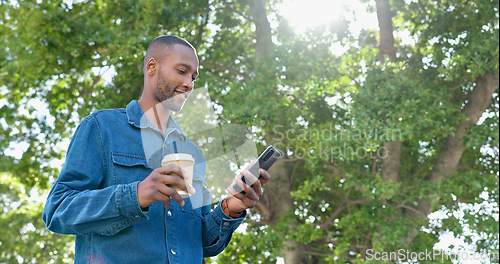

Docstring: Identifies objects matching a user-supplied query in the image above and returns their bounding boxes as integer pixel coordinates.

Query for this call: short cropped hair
[143,35,196,71]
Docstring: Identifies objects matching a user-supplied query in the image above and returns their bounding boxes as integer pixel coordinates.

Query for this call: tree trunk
[246,0,274,63]
[376,0,402,186]
[256,159,310,264]
[376,0,396,61]
[245,0,310,262]
[283,240,310,264]
[254,146,311,263]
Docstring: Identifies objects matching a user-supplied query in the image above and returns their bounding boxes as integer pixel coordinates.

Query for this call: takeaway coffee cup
[161,153,195,198]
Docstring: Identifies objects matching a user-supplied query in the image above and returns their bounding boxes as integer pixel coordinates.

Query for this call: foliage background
[0,0,498,263]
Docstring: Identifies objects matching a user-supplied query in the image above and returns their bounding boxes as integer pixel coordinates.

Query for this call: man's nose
[183,78,194,91]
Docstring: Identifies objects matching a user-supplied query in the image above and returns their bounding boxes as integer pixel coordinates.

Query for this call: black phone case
[233,146,281,193]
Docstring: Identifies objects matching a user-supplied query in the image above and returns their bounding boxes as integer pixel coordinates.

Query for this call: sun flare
[278,0,347,31]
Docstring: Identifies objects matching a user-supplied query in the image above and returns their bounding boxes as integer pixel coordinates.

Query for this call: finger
[162,184,186,207]
[157,167,195,194]
[227,185,246,200]
[251,177,263,197]
[163,197,171,209]
[169,190,186,207]
[168,174,195,194]
[156,173,190,194]
[241,179,259,201]
[144,186,171,209]
[258,168,271,184]
[155,164,186,179]
[186,182,196,195]
[228,178,248,198]
[155,182,186,207]
[242,169,259,187]
[226,186,251,212]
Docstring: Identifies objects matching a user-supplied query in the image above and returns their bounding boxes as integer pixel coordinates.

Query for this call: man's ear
[146,58,157,76]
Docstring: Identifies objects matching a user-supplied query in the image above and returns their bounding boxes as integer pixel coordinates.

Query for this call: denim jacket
[42,100,246,264]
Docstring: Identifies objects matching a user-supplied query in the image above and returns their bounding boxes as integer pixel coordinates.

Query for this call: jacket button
[170,249,177,255]
[223,222,229,226]
[167,211,172,217]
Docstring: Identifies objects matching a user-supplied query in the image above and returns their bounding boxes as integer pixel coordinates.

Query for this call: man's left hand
[226,168,271,214]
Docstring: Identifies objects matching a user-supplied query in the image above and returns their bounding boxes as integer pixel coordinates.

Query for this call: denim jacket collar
[126,100,187,141]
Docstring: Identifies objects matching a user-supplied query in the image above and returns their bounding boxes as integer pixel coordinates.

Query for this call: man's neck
[138,99,170,135]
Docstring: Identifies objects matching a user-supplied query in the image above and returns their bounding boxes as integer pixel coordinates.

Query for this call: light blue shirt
[43,100,246,264]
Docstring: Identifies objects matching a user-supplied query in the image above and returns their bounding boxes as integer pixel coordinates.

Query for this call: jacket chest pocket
[111,152,151,184]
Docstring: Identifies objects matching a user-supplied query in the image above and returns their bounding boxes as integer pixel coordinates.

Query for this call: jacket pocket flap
[112,152,148,167]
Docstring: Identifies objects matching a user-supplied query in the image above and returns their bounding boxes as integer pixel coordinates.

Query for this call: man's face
[153,44,199,111]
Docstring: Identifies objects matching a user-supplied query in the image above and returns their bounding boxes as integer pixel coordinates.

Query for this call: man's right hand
[137,164,195,209]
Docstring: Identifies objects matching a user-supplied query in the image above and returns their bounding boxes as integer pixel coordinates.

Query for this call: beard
[153,70,184,112]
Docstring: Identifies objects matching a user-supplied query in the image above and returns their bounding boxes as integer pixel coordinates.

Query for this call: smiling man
[42,35,270,264]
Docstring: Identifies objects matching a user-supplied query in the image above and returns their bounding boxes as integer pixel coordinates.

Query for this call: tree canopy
[0,0,498,263]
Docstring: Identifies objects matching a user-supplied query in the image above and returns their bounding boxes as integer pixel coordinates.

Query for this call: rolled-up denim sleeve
[202,199,246,257]
[42,117,147,236]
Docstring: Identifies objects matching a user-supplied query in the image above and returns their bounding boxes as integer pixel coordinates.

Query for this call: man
[43,35,270,263]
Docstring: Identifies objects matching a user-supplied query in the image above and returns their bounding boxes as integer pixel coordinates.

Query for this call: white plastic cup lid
[162,153,195,164]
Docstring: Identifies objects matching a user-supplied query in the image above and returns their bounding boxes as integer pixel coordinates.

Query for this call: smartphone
[233,145,282,193]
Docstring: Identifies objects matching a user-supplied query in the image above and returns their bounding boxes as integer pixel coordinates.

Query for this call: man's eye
[177,69,186,74]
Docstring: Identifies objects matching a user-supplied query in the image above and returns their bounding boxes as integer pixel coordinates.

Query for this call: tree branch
[427,72,499,183]
[395,204,427,218]
[403,71,499,245]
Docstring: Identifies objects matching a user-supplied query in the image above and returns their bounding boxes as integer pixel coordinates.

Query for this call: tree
[1,0,210,262]
[210,0,499,263]
[1,0,498,263]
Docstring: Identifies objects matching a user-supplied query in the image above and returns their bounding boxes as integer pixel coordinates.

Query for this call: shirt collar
[126,100,187,141]
[126,100,146,128]
[166,115,187,141]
